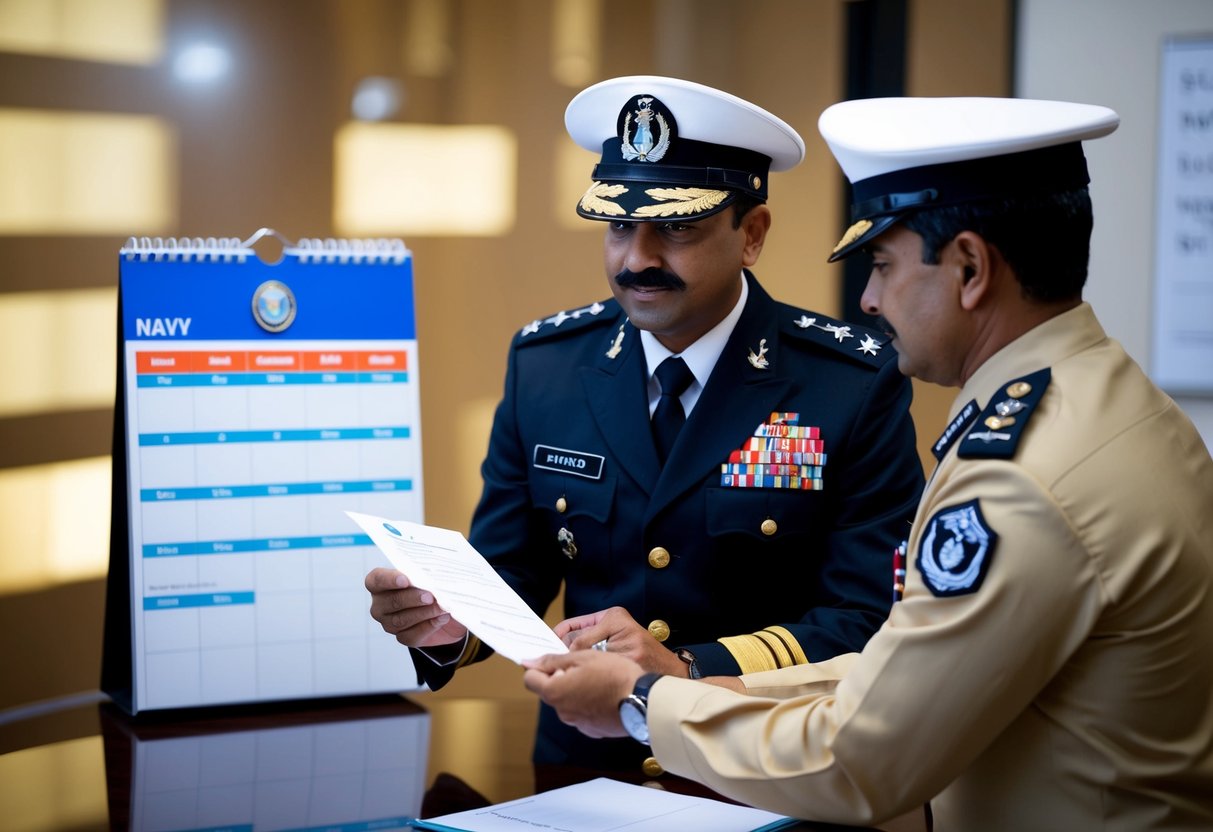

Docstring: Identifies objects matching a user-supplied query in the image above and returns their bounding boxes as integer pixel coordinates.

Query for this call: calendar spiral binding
[119,227,410,265]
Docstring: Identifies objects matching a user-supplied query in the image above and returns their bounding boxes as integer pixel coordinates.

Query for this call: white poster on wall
[1152,36,1213,394]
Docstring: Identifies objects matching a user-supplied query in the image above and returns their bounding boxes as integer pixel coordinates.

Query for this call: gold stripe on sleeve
[755,630,794,668]
[763,625,809,666]
[718,633,780,674]
[456,635,483,669]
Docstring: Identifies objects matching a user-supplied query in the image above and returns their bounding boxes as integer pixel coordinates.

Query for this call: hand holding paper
[349,512,568,663]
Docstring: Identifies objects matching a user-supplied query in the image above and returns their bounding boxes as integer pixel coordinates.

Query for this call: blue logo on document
[383,523,401,536]
[252,280,297,333]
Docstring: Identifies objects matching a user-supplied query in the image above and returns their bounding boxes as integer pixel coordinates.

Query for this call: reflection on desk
[99,697,430,830]
[0,693,925,832]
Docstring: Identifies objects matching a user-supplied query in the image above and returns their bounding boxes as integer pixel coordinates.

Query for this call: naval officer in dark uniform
[366,76,924,772]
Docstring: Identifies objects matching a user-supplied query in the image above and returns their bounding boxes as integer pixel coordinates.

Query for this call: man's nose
[623,224,663,271]
[859,278,880,317]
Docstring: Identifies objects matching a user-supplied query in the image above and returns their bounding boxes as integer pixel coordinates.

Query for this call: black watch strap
[633,671,663,701]
[675,647,703,679]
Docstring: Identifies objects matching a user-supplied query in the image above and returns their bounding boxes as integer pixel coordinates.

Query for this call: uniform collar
[639,272,748,413]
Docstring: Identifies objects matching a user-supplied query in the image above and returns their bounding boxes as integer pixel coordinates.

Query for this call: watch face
[619,696,650,744]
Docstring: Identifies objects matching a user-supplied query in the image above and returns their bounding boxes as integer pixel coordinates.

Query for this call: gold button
[647,620,670,642]
[760,518,777,536]
[751,175,762,190]
[642,757,665,777]
[985,415,1015,430]
[555,496,567,513]
[648,546,670,568]
[1006,381,1032,398]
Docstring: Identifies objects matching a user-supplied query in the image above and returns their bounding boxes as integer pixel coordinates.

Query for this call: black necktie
[652,356,694,464]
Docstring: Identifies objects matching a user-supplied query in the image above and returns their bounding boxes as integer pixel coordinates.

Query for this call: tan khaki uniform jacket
[648,303,1213,830]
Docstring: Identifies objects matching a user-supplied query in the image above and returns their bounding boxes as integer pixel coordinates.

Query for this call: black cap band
[850,142,1090,222]
[828,142,1091,261]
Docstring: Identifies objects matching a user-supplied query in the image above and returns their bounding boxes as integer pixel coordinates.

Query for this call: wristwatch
[675,647,703,679]
[619,672,663,744]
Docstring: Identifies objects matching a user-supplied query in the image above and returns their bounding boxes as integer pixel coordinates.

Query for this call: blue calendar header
[119,252,416,341]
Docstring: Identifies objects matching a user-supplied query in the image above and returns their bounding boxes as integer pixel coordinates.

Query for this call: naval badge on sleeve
[916,499,998,597]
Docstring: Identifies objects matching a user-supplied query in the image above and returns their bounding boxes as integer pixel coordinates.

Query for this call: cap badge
[747,338,770,369]
[620,95,671,163]
[832,219,873,254]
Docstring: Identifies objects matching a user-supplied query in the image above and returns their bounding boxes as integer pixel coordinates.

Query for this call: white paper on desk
[347,512,568,664]
[412,777,797,832]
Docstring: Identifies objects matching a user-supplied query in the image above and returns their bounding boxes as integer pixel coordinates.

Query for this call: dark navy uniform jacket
[413,272,923,770]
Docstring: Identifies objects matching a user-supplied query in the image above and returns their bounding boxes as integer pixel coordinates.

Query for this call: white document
[347,512,568,664]
[412,777,796,832]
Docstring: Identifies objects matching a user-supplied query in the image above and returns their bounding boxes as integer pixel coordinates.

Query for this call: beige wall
[0,0,1013,712]
[1016,0,1213,448]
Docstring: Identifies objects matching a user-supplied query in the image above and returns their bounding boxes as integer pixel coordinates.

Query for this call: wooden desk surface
[0,693,926,831]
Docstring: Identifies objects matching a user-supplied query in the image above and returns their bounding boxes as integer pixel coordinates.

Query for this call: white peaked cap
[565,75,805,222]
[819,96,1119,183]
[816,97,1120,260]
[567,75,806,171]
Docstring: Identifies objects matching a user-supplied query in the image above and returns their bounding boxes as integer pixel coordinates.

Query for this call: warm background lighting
[334,122,517,236]
[0,109,176,235]
[0,0,162,64]
[0,288,116,418]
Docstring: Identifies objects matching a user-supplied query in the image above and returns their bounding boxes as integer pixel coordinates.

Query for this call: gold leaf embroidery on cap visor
[832,218,873,253]
[579,182,629,216]
[632,187,730,218]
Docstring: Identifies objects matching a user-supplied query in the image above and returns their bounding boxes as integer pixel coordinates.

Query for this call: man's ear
[952,231,994,311]
[740,204,772,267]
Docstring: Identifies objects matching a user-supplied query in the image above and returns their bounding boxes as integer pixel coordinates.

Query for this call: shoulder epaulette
[515,298,620,344]
[779,308,891,367]
[958,368,1052,459]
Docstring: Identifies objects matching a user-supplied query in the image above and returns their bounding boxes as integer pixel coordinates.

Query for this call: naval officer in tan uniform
[522,97,1213,830]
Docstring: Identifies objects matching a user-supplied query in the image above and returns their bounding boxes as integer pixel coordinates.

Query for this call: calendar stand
[103,230,425,713]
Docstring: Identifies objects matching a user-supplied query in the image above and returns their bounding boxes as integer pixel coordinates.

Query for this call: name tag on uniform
[533,445,605,480]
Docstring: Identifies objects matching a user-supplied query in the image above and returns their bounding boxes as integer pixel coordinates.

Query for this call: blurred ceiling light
[334,122,516,236]
[552,0,601,87]
[0,0,163,64]
[404,0,452,77]
[352,77,404,122]
[556,135,600,230]
[173,42,230,83]
[0,457,113,593]
[0,288,117,418]
[0,108,176,235]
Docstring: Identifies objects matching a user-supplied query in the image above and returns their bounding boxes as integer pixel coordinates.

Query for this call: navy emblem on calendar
[252,279,297,333]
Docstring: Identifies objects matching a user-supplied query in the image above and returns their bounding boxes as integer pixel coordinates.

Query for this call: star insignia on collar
[857,334,881,356]
[793,315,853,342]
[824,323,852,342]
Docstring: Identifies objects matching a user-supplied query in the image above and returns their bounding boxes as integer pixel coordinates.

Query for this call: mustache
[875,316,897,340]
[614,267,687,291]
